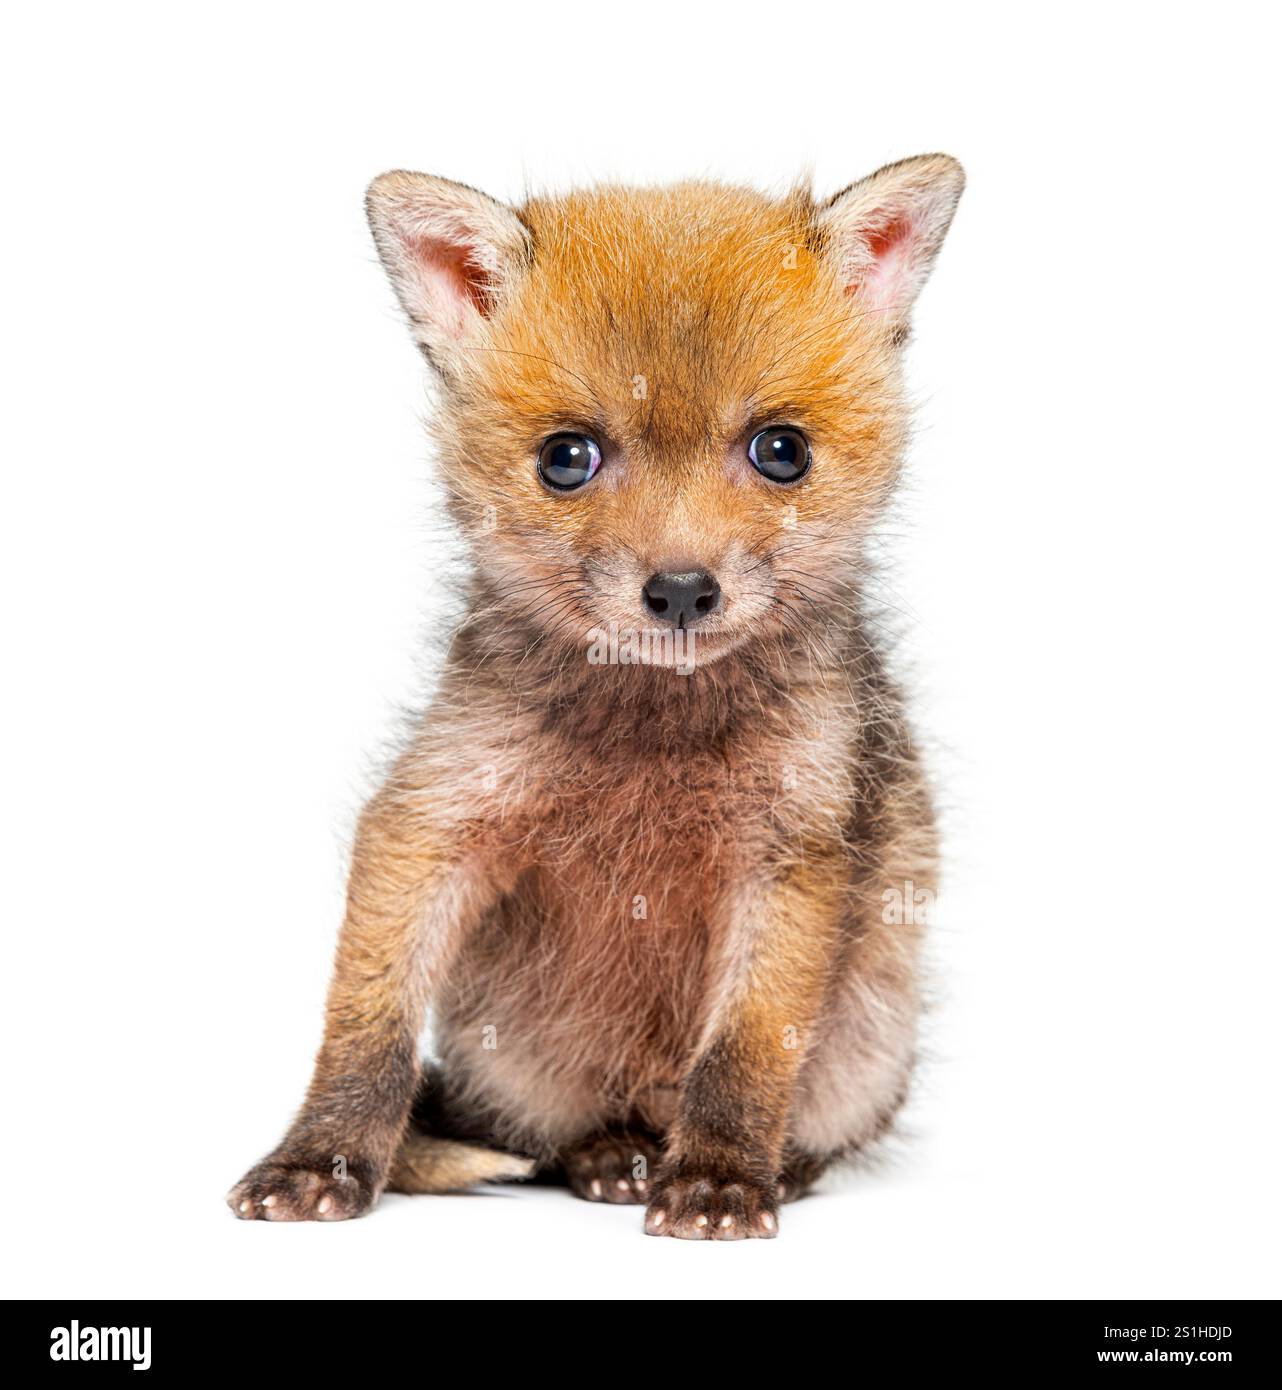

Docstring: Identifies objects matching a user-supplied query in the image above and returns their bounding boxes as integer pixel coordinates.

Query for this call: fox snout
[641,569,722,628]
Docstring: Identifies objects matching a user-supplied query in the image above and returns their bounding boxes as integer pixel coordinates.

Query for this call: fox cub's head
[367,157,962,669]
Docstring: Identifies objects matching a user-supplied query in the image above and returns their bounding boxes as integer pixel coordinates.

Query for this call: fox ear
[817,154,964,337]
[365,171,530,364]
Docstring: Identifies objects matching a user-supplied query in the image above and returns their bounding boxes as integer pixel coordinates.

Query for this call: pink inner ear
[864,216,911,265]
[410,236,494,336]
[849,214,918,318]
[434,241,492,312]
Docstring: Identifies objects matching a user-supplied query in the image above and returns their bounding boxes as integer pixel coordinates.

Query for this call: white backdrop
[3,1,1278,1299]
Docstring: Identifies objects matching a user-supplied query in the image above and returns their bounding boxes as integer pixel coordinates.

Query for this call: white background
[3,1,1278,1300]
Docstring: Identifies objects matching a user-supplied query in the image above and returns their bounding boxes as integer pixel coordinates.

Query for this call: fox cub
[229,154,963,1238]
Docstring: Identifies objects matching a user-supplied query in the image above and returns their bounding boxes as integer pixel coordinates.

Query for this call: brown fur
[228,156,962,1238]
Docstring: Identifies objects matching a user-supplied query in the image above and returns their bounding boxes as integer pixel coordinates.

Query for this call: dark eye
[747,426,811,483]
[537,434,602,491]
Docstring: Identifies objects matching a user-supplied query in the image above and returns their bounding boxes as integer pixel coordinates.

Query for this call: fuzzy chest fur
[420,653,861,1148]
[431,735,786,1145]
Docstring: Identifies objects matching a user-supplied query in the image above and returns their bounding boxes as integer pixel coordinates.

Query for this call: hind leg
[776,1081,909,1203]
[561,1126,664,1205]
[784,929,920,1197]
[783,1048,913,1200]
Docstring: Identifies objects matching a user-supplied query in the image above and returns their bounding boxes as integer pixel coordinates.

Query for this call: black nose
[642,570,722,627]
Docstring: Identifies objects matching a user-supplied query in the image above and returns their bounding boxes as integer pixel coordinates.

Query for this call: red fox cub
[229,155,963,1238]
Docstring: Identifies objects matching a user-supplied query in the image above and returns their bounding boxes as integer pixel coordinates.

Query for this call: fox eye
[747,426,811,483]
[537,433,602,491]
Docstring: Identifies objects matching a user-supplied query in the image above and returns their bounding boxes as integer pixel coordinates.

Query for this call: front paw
[226,1153,380,1222]
[644,1169,779,1241]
